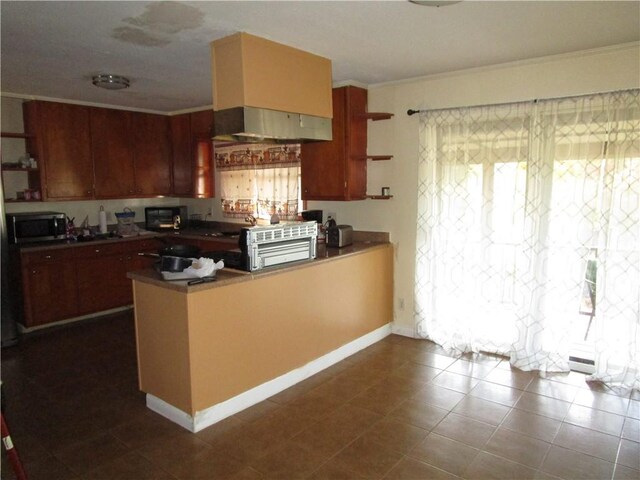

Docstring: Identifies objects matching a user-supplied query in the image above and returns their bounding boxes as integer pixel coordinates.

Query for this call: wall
[309,43,640,335]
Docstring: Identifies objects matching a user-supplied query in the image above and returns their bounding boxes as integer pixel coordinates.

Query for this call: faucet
[245,214,257,226]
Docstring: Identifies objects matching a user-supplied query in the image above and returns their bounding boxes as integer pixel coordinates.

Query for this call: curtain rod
[406,88,638,116]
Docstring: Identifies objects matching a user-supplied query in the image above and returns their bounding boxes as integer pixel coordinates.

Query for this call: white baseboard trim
[19,306,133,333]
[391,324,416,338]
[146,323,392,432]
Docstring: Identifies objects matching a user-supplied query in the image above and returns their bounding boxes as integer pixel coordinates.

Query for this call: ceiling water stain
[112,1,205,47]
[112,26,171,47]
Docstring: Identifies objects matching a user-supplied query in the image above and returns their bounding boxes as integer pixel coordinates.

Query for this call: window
[215,144,302,221]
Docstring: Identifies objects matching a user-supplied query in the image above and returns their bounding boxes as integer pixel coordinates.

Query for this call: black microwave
[144,206,188,231]
[6,212,67,244]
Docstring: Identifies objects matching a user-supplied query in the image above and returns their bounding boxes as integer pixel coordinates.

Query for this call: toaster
[327,225,353,248]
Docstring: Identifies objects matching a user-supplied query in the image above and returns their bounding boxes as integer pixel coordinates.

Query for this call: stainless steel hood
[213,106,332,144]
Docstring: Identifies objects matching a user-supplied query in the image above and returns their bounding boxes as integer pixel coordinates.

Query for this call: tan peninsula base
[130,243,393,432]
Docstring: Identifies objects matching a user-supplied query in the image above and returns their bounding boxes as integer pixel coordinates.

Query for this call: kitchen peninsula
[128,240,393,432]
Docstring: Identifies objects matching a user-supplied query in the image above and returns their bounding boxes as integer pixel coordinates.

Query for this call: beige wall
[309,43,640,334]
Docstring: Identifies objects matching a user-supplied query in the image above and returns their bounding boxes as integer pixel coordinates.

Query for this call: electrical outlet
[398,298,405,310]
[327,212,336,223]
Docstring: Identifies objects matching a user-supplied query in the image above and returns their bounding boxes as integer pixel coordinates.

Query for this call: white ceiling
[1,1,639,113]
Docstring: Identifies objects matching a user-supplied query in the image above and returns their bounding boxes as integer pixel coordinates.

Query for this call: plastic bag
[115,207,139,236]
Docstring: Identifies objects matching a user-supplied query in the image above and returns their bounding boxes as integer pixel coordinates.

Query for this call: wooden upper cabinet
[91,108,136,198]
[132,112,172,196]
[301,86,367,201]
[170,114,193,196]
[170,110,214,198]
[23,101,94,200]
[190,109,214,139]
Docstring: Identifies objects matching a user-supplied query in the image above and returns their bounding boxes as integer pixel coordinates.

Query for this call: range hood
[211,33,333,143]
[213,106,332,143]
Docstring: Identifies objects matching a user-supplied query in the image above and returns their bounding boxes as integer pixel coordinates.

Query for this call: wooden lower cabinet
[19,239,159,328]
[21,260,78,327]
[76,254,126,314]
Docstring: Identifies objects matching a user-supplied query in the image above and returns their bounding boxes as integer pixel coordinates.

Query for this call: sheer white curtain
[217,144,301,221]
[414,90,640,388]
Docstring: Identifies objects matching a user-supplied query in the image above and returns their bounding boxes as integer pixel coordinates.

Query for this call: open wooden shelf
[1,166,38,172]
[1,132,33,139]
[4,198,42,203]
[356,112,394,121]
[353,155,393,161]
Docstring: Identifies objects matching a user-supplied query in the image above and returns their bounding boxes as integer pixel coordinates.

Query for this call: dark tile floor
[1,311,639,479]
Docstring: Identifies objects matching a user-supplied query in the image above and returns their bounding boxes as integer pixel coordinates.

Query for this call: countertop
[16,228,239,252]
[127,241,392,293]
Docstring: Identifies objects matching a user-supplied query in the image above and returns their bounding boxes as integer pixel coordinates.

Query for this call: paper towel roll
[99,207,108,234]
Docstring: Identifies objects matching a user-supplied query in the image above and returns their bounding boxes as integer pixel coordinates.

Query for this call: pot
[157,243,201,258]
[139,253,195,272]
[159,255,194,272]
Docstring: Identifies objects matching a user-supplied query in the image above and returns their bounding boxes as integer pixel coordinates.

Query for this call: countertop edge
[128,242,392,293]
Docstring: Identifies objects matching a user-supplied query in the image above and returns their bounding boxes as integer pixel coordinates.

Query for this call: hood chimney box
[211,32,333,142]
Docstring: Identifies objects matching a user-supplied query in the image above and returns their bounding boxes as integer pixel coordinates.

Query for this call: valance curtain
[216,144,301,221]
[414,90,640,389]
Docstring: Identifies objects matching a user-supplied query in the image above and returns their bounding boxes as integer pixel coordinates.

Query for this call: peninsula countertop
[127,241,391,293]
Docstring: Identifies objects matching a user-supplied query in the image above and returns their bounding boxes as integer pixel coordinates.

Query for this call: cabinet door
[91,108,136,198]
[76,253,128,314]
[27,101,94,200]
[191,110,214,198]
[170,114,193,196]
[21,261,78,327]
[344,87,368,200]
[301,87,348,200]
[300,86,368,201]
[132,112,172,196]
[170,111,214,198]
[190,110,213,139]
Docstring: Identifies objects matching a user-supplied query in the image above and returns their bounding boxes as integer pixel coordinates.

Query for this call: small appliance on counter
[145,206,188,231]
[5,211,67,244]
[327,225,353,248]
[301,210,323,224]
[203,221,318,272]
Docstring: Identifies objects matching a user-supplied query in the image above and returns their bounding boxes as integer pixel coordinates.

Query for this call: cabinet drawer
[21,248,75,266]
[74,242,128,258]
[127,238,161,253]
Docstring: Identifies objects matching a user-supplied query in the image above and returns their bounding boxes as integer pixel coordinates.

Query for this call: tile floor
[1,311,639,479]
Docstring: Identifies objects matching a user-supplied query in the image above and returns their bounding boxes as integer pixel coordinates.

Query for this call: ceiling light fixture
[92,74,130,90]
[409,0,462,6]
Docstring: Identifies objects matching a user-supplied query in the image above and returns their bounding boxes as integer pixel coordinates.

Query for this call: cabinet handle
[87,191,92,195]
[44,255,52,259]
[32,270,37,274]
[95,249,100,253]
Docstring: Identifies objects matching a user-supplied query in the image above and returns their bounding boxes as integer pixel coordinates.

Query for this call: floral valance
[215,144,301,171]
